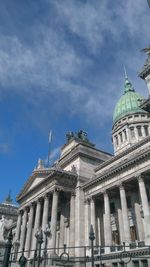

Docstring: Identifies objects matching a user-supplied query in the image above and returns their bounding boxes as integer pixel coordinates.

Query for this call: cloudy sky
[0,0,150,204]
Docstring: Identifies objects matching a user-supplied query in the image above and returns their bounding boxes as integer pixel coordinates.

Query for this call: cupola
[112,72,150,155]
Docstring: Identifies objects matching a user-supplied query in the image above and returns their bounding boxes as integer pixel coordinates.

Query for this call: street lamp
[43,224,51,266]
[35,229,43,267]
[147,0,150,8]
[89,224,95,267]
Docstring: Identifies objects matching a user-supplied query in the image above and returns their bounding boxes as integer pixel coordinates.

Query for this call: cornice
[95,136,150,172]
[16,168,77,202]
[83,144,150,190]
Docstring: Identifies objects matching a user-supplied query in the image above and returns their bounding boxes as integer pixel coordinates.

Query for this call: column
[118,208,125,244]
[104,191,112,247]
[19,208,28,254]
[42,194,49,229]
[84,198,90,247]
[15,210,23,242]
[24,203,34,257]
[50,189,59,254]
[138,175,150,241]
[14,210,23,259]
[69,192,75,256]
[41,194,49,250]
[134,203,145,241]
[90,197,96,233]
[119,185,131,243]
[59,200,65,254]
[31,198,42,256]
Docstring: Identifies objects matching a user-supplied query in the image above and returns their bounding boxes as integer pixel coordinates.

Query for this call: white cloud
[0,0,149,130]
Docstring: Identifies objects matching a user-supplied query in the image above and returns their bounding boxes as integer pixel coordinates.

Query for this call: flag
[49,130,52,143]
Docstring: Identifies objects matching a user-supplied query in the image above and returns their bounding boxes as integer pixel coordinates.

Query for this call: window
[137,126,142,137]
[130,226,137,242]
[115,136,118,146]
[141,260,148,267]
[110,202,115,213]
[144,125,149,136]
[127,196,131,208]
[119,132,123,142]
[112,230,120,245]
[130,127,135,138]
[133,261,140,267]
[123,129,127,140]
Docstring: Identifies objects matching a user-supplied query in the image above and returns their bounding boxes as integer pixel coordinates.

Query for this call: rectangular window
[127,196,131,208]
[137,126,142,137]
[115,136,118,145]
[110,202,115,213]
[123,129,127,140]
[141,260,148,267]
[144,125,149,136]
[119,132,123,142]
[133,261,140,267]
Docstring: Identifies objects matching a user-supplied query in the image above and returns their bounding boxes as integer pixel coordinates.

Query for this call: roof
[113,76,146,124]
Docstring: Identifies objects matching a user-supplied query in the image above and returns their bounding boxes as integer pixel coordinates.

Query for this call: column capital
[71,191,76,197]
[44,192,50,199]
[84,197,90,204]
[136,174,144,183]
[118,182,124,190]
[102,189,109,195]
[18,209,24,215]
[25,206,30,213]
[37,197,43,204]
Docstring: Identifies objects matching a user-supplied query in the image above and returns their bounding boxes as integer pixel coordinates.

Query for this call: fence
[1,230,150,267]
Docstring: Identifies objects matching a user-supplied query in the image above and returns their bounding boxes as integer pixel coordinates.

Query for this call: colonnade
[15,189,76,258]
[85,175,150,250]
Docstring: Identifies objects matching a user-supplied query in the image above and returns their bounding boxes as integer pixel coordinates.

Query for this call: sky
[0,0,150,204]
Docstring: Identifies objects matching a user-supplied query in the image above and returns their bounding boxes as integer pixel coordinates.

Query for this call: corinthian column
[50,189,59,254]
[19,208,28,254]
[59,199,66,254]
[15,210,23,242]
[104,191,112,247]
[69,192,75,256]
[24,203,34,257]
[31,198,42,256]
[119,185,131,243]
[138,175,150,241]
[42,194,49,250]
[84,198,90,247]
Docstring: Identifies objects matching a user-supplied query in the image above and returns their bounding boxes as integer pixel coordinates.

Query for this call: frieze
[83,146,150,190]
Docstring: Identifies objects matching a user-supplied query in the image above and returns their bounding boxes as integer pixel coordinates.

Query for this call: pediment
[26,176,46,192]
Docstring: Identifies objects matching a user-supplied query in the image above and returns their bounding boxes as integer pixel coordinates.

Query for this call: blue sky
[0,0,150,204]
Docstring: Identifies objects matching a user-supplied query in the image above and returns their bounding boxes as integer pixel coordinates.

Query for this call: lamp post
[89,224,95,267]
[43,224,51,267]
[35,229,43,267]
[147,0,150,8]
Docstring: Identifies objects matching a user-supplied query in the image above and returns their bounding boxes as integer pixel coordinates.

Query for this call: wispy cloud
[0,142,10,154]
[0,0,149,130]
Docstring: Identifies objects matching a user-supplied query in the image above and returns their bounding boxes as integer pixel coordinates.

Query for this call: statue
[0,215,13,241]
[77,130,88,142]
[66,131,74,141]
[0,216,5,240]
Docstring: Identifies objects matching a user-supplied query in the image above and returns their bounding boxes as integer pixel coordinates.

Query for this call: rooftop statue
[66,130,89,142]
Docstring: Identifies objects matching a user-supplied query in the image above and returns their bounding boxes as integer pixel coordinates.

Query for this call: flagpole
[47,130,52,167]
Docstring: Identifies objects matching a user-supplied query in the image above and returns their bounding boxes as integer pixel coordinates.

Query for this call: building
[14,50,150,267]
[0,193,18,265]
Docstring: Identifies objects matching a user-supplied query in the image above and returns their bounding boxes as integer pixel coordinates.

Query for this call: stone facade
[14,52,150,267]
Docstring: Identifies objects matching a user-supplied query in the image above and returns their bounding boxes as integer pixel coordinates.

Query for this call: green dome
[113,77,146,124]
